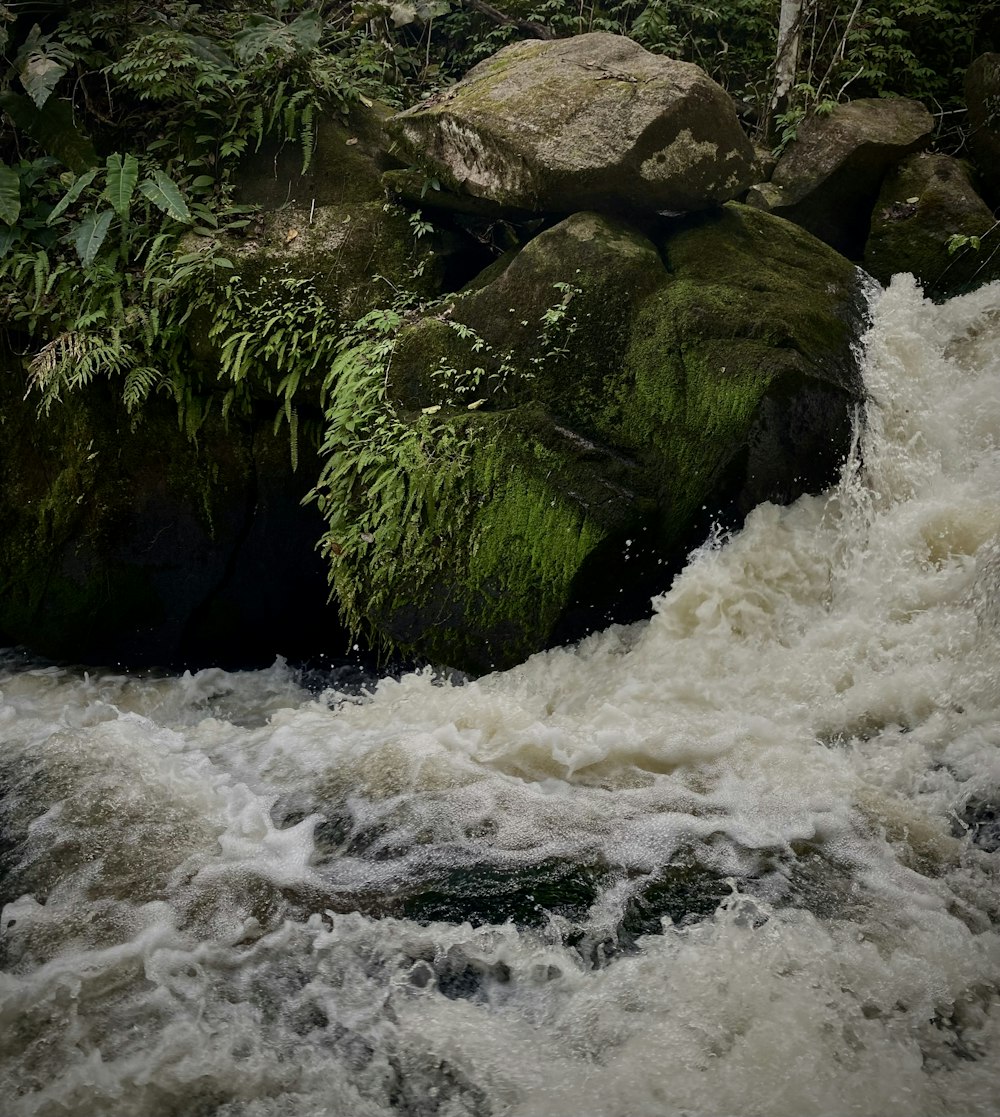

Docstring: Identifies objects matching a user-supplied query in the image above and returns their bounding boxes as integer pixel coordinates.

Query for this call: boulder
[223,200,441,333]
[747,98,933,257]
[334,205,866,671]
[387,32,755,215]
[864,153,1000,298]
[0,368,344,669]
[965,53,1000,206]
[234,99,398,210]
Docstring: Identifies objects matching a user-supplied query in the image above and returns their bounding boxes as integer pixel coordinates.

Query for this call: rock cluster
[5,34,997,673]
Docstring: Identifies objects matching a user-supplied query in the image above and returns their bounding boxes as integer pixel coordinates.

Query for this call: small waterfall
[2,276,1000,1116]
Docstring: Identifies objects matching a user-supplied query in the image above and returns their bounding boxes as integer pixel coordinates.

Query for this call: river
[2,274,999,1115]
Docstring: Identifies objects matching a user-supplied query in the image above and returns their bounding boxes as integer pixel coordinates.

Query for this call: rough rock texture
[746,98,933,257]
[864,154,1000,298]
[965,53,1000,206]
[388,32,755,215]
[225,201,440,328]
[234,99,398,210]
[0,369,343,669]
[358,205,866,671]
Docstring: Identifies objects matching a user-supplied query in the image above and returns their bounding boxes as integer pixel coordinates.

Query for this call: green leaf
[21,53,66,109]
[138,170,191,223]
[47,167,98,225]
[0,162,20,225]
[72,208,113,267]
[104,153,139,217]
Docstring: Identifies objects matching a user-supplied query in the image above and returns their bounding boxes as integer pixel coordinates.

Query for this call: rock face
[1,41,879,675]
[0,372,343,669]
[747,98,933,257]
[965,53,1000,206]
[234,100,399,210]
[864,154,1000,298]
[388,32,755,215]
[349,205,866,671]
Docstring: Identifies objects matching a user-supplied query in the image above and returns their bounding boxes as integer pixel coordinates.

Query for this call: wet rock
[388,32,755,216]
[354,204,865,671]
[953,797,1000,852]
[965,53,1000,206]
[747,98,934,257]
[400,859,606,928]
[864,153,1000,298]
[617,864,733,943]
[0,372,343,669]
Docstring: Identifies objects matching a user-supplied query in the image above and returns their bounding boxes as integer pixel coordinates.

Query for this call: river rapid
[2,275,1000,1116]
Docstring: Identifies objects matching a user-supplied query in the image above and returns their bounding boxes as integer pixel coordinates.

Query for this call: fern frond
[122,365,164,413]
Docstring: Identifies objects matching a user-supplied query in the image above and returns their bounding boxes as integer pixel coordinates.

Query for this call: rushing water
[2,274,1000,1116]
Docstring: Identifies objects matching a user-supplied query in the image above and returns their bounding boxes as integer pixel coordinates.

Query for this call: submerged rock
[747,98,933,257]
[864,153,1000,298]
[388,32,755,215]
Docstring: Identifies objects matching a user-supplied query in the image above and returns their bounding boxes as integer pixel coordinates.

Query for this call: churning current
[2,274,1000,1116]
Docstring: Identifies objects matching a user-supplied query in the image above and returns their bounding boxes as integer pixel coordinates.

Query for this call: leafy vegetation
[3,0,991,413]
[1,0,996,653]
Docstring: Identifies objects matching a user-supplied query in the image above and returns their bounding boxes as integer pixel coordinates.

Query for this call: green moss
[579,203,862,538]
[352,406,643,672]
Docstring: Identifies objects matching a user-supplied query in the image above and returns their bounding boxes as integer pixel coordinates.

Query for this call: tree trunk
[770,0,804,123]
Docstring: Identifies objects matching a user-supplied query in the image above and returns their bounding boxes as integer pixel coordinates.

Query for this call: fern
[122,365,165,413]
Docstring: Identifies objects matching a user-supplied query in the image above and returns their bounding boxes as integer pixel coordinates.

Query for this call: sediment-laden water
[2,274,1000,1116]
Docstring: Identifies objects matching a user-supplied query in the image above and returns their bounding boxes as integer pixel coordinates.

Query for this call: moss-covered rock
[612,203,864,532]
[390,210,666,417]
[746,98,933,258]
[965,53,1000,207]
[227,200,440,323]
[234,99,398,210]
[388,32,754,215]
[864,153,1000,298]
[339,204,865,671]
[0,365,343,668]
[360,405,655,673]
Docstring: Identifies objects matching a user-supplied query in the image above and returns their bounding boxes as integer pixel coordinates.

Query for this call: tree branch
[459,0,557,41]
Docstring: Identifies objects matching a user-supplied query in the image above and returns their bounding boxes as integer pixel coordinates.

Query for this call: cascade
[1,276,999,1116]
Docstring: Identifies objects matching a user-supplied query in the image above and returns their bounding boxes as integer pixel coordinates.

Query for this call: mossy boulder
[390,210,666,417]
[613,204,865,528]
[233,99,397,210]
[226,201,440,324]
[746,98,933,257]
[864,153,1000,298]
[348,205,865,671]
[965,53,1000,206]
[370,406,655,673]
[0,367,343,668]
[388,32,755,215]
[185,199,446,401]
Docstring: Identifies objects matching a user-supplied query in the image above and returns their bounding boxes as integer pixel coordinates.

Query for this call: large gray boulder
[965,54,1000,206]
[387,32,755,215]
[747,98,933,257]
[864,153,1000,299]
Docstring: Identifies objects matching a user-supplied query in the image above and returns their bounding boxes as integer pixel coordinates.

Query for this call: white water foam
[2,275,1000,1115]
